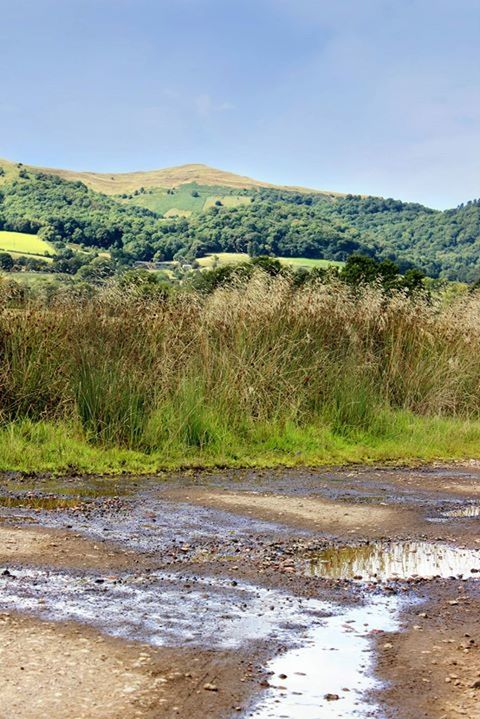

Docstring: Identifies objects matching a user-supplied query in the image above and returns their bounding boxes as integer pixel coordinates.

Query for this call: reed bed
[1,274,480,465]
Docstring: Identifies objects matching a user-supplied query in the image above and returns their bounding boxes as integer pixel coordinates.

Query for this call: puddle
[307,542,480,581]
[443,505,480,518]
[0,565,401,719]
[0,568,328,649]
[0,495,89,511]
[251,596,400,719]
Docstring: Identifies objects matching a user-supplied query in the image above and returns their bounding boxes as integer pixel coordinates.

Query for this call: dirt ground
[0,464,478,719]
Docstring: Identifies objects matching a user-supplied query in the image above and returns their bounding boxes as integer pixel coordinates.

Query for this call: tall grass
[1,273,480,469]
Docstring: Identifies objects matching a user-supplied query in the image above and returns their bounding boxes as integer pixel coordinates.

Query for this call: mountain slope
[1,156,480,281]
[0,158,343,198]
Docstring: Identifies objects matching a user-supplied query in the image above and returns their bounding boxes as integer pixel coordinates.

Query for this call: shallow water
[0,495,88,510]
[0,565,401,718]
[443,505,480,518]
[250,596,400,719]
[308,541,480,581]
[0,568,326,649]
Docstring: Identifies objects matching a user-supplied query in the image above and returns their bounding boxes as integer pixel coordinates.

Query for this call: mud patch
[0,613,167,719]
[0,526,133,571]
[183,490,410,535]
[307,541,480,581]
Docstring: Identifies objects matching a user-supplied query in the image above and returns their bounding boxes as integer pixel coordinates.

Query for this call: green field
[0,230,56,259]
[124,183,252,217]
[278,257,344,269]
[203,195,252,211]
[197,253,344,270]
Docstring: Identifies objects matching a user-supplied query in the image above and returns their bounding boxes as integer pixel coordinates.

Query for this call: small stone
[203,683,218,692]
[324,693,340,701]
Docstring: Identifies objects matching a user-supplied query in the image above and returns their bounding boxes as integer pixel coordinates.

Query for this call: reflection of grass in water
[0,495,85,510]
[309,541,480,580]
[443,506,480,518]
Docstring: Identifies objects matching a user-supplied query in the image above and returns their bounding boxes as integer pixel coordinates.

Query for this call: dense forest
[1,169,480,281]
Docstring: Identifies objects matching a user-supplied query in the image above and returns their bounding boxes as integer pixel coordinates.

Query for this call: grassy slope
[196,253,344,269]
[0,230,56,259]
[0,157,344,197]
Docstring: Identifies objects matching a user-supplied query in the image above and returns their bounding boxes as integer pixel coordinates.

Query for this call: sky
[0,0,479,209]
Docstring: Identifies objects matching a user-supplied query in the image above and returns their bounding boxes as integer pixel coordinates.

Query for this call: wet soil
[0,464,479,718]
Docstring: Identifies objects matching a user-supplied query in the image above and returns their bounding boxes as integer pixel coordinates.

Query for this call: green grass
[1,412,480,474]
[197,253,344,270]
[203,195,252,210]
[124,183,251,216]
[2,278,480,475]
[0,230,56,259]
[278,257,345,269]
[197,253,250,267]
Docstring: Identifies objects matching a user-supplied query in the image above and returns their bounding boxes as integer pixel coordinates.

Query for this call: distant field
[197,253,249,268]
[0,231,56,260]
[9,272,59,286]
[125,183,252,217]
[197,253,344,270]
[278,257,344,269]
[203,196,252,211]
[164,208,193,218]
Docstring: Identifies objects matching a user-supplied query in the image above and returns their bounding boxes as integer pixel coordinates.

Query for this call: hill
[1,157,480,281]
[0,158,343,198]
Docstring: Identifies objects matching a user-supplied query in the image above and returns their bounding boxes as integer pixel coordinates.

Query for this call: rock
[324,693,340,701]
[471,680,480,690]
[203,683,218,692]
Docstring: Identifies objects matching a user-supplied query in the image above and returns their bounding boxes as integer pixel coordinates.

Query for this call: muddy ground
[0,464,478,718]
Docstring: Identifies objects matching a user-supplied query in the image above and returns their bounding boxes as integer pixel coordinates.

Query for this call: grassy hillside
[3,157,480,281]
[196,253,344,270]
[122,182,253,217]
[0,158,343,197]
[0,230,56,259]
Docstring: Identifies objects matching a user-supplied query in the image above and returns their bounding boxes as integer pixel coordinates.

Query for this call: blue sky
[0,0,479,208]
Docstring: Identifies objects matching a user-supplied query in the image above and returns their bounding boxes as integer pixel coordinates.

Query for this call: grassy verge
[1,412,479,475]
[1,274,480,475]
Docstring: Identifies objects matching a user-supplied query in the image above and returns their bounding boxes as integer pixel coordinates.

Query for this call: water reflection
[443,505,480,518]
[308,541,480,581]
[251,596,400,719]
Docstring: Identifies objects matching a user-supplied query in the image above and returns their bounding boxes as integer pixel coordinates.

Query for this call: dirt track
[0,465,478,719]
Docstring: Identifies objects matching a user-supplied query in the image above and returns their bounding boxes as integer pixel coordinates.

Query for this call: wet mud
[0,464,479,718]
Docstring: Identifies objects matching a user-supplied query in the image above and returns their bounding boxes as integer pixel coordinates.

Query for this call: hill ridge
[0,157,345,198]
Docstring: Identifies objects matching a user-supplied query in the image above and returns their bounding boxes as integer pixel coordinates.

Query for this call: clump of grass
[1,273,480,471]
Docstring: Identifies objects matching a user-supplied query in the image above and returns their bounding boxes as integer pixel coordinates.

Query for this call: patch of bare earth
[0,612,265,719]
[376,590,480,719]
[177,488,417,536]
[0,525,136,571]
[0,613,166,719]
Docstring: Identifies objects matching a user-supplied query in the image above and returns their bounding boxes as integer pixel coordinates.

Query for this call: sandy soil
[377,589,480,719]
[0,525,138,570]
[174,488,418,536]
[0,613,166,719]
[0,612,266,719]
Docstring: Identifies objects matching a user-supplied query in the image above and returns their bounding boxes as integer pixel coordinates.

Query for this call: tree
[0,253,13,271]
